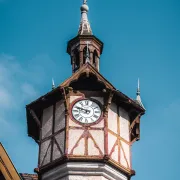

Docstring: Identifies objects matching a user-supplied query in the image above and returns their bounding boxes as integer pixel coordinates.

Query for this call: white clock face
[71,99,102,124]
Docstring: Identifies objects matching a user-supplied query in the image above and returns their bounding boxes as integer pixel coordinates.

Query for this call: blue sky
[0,0,180,179]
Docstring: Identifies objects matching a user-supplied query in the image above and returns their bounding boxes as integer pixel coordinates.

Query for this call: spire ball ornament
[81,1,89,12]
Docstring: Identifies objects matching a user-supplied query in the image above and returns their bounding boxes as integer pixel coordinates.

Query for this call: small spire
[85,41,90,63]
[52,78,55,90]
[137,78,140,96]
[136,79,145,109]
[78,0,92,35]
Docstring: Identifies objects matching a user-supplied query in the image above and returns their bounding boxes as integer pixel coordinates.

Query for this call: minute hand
[76,107,90,114]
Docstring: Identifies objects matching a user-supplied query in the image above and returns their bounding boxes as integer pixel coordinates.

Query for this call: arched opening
[74,49,80,72]
[93,50,98,67]
[83,46,90,64]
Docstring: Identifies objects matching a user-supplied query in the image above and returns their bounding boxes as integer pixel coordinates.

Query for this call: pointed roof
[135,79,145,109]
[78,0,92,35]
[60,63,115,89]
[0,143,21,180]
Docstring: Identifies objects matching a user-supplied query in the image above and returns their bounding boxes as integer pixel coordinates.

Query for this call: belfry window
[74,49,80,71]
[93,50,98,67]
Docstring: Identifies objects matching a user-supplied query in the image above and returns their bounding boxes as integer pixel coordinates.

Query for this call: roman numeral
[93,115,98,119]
[73,109,78,112]
[85,100,89,105]
[85,119,88,123]
[74,114,80,118]
[95,111,100,114]
[79,102,83,106]
[79,117,83,121]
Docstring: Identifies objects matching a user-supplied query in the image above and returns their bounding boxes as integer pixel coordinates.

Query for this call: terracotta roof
[20,173,38,180]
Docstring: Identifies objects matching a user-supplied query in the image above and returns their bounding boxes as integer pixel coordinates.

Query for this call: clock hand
[76,107,90,114]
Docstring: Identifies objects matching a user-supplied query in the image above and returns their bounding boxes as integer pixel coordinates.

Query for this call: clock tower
[26,1,145,180]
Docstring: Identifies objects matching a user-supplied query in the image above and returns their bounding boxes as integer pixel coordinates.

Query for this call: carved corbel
[130,113,142,144]
[103,90,114,117]
[61,87,71,114]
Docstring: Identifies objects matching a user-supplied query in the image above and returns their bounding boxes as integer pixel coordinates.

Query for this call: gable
[60,63,115,90]
[0,143,21,180]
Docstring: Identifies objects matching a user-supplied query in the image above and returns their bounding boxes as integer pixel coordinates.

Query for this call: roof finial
[52,78,55,90]
[137,78,140,96]
[78,0,92,35]
[136,78,145,109]
[85,41,90,63]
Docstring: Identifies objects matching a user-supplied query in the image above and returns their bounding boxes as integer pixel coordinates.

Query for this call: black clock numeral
[79,117,83,121]
[79,102,83,106]
[93,107,98,110]
[91,118,94,122]
[95,111,100,114]
[73,109,78,112]
[85,119,88,123]
[91,102,96,107]
[85,100,89,105]
[93,115,98,119]
[74,114,80,118]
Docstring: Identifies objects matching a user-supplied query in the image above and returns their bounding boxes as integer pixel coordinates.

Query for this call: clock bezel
[70,97,103,126]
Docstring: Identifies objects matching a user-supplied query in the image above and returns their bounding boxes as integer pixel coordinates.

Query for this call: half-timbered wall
[39,100,65,167]
[108,102,131,169]
[68,95,105,157]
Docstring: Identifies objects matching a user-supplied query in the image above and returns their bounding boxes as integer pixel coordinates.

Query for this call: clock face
[71,99,102,124]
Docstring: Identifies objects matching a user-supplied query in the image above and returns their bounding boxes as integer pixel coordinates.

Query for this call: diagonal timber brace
[29,109,41,127]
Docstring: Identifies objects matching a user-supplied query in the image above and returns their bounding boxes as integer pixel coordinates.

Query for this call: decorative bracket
[130,113,142,144]
[103,90,114,117]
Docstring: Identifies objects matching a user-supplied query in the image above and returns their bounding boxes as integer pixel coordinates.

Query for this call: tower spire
[136,78,145,109]
[78,0,92,35]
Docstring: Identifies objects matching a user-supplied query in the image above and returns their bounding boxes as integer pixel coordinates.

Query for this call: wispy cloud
[0,53,54,139]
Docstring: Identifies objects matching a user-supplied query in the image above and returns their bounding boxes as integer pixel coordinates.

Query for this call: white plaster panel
[88,138,99,155]
[120,141,130,168]
[73,138,85,155]
[70,96,82,103]
[108,103,117,134]
[111,145,118,162]
[40,140,51,166]
[91,119,104,128]
[119,107,130,142]
[69,118,81,127]
[68,129,84,154]
[90,130,104,154]
[42,105,53,139]
[55,100,65,132]
[108,132,117,154]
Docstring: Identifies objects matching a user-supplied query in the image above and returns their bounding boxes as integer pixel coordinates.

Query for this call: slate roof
[20,173,38,180]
